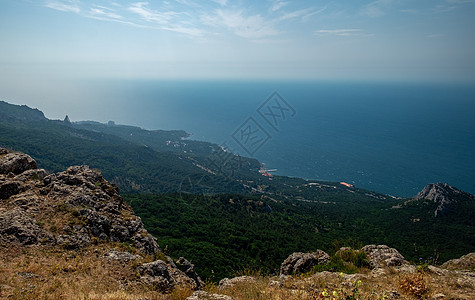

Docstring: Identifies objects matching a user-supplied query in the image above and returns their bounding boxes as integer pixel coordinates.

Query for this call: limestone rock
[0,147,203,294]
[14,169,47,182]
[427,266,449,276]
[136,259,204,292]
[187,291,234,300]
[219,276,256,289]
[0,180,21,200]
[0,152,37,175]
[280,250,330,275]
[56,226,91,249]
[176,257,204,289]
[137,260,175,292]
[0,208,54,244]
[104,250,142,261]
[9,191,42,212]
[361,245,408,269]
[43,165,160,255]
[441,253,475,271]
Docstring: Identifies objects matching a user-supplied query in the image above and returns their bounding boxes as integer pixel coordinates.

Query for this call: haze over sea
[15,79,473,198]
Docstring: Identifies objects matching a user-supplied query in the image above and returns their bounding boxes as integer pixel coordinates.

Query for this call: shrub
[399,273,428,298]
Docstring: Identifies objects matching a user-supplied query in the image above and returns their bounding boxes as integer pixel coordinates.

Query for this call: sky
[1,0,475,82]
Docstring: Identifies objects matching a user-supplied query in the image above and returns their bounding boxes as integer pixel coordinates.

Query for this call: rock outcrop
[361,245,409,269]
[0,147,203,293]
[0,208,54,244]
[0,151,37,175]
[41,164,160,254]
[441,253,475,271]
[187,291,234,300]
[136,259,203,292]
[219,276,256,289]
[413,182,475,217]
[280,250,330,275]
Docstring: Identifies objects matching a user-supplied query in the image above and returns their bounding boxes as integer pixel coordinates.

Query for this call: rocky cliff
[413,182,475,217]
[0,147,203,298]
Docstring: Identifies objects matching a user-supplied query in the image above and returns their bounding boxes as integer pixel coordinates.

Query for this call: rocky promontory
[412,182,475,217]
[0,147,203,297]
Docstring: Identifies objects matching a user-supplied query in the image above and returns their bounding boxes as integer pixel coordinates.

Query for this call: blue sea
[51,79,475,197]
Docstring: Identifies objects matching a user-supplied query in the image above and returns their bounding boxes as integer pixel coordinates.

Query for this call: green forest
[126,192,474,281]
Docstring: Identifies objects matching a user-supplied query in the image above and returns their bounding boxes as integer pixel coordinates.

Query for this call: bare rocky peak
[415,182,461,203]
[413,182,474,217]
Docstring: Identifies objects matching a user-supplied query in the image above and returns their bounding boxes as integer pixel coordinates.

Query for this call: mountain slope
[0,101,260,194]
[126,181,475,280]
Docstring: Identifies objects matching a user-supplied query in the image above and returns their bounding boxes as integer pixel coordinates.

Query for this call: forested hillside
[1,100,473,282]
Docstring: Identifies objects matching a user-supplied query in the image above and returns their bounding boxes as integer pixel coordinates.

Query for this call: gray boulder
[280,250,330,275]
[361,245,408,268]
[14,169,48,182]
[0,208,54,244]
[0,151,37,175]
[56,225,91,249]
[137,260,175,292]
[43,165,161,255]
[104,249,142,261]
[187,291,234,300]
[0,180,21,200]
[219,276,255,289]
[137,259,204,292]
[176,257,204,289]
[441,253,475,271]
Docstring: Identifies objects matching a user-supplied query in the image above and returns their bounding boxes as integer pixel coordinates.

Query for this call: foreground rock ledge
[0,147,203,292]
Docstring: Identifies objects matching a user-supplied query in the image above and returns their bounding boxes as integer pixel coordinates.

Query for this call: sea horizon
[3,79,473,198]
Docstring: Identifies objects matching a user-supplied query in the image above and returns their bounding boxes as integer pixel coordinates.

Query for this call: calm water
[53,80,475,197]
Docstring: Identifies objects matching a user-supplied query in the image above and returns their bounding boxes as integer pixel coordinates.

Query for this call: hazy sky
[1,0,475,82]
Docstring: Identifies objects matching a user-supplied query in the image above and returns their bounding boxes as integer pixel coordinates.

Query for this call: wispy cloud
[270,0,288,12]
[128,2,178,25]
[315,29,364,36]
[40,0,327,40]
[202,9,280,39]
[89,6,122,20]
[44,0,80,13]
[128,2,206,37]
[278,7,323,21]
[211,0,228,6]
[432,0,475,13]
[162,25,206,37]
[361,0,392,18]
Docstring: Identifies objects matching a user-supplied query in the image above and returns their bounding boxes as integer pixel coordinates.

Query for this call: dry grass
[200,267,474,300]
[1,243,473,300]
[0,244,193,300]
